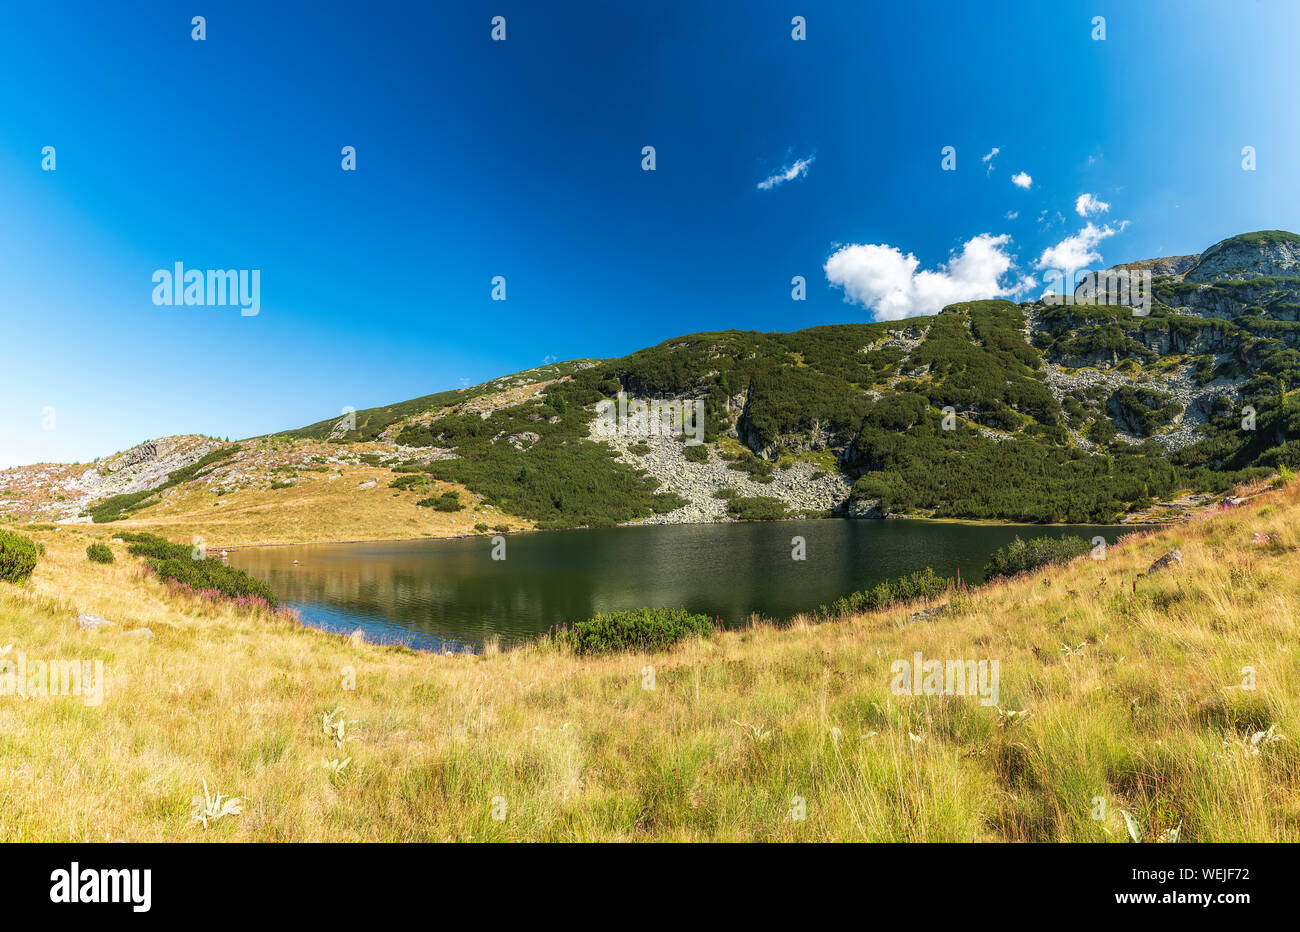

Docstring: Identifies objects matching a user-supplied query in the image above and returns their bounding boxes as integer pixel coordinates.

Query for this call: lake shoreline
[204,512,1175,551]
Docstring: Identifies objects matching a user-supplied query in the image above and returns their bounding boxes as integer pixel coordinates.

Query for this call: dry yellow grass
[1,478,1297,841]
[113,462,530,547]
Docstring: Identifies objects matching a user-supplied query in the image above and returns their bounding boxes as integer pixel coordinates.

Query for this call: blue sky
[2,0,1298,467]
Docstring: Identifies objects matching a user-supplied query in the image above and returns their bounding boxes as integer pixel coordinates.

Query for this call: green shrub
[418,491,465,512]
[983,535,1092,580]
[86,542,115,564]
[724,450,775,481]
[550,608,716,655]
[0,530,39,583]
[818,567,955,617]
[149,557,277,605]
[726,496,788,520]
[683,443,709,463]
[116,532,277,607]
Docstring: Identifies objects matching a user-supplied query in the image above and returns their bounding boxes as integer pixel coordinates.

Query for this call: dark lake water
[225,520,1127,652]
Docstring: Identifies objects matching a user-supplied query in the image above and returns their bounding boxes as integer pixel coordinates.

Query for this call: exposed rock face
[1185,232,1300,282]
[118,442,159,471]
[590,418,852,526]
[1084,233,1300,287]
[1122,255,1201,279]
[18,436,223,522]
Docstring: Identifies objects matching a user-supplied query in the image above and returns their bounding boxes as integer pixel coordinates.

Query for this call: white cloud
[1075,193,1110,217]
[1008,274,1038,298]
[1034,222,1120,284]
[824,233,1023,321]
[1004,210,1019,220]
[982,147,1000,174]
[757,156,814,190]
[1010,171,1032,189]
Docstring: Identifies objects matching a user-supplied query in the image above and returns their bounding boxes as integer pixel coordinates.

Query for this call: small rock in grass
[1147,549,1182,574]
[909,603,950,622]
[125,628,154,639]
[75,613,115,631]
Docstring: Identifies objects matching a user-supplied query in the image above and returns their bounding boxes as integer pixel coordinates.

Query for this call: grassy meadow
[0,477,1297,841]
[112,459,531,547]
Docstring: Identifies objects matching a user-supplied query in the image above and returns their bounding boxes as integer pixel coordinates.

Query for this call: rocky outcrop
[590,420,853,525]
[118,442,159,470]
[1185,232,1300,282]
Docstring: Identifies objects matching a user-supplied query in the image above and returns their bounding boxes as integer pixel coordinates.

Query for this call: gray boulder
[75,613,115,631]
[1147,549,1183,574]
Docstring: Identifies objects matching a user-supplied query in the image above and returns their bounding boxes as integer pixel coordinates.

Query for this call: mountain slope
[5,230,1298,537]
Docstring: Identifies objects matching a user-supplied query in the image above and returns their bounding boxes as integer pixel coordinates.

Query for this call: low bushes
[683,443,709,463]
[86,542,115,564]
[549,608,716,655]
[983,535,1092,580]
[0,529,39,583]
[817,566,955,617]
[726,496,789,520]
[116,532,277,607]
[418,491,465,512]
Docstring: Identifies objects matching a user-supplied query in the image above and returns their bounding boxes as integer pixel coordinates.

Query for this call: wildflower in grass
[731,719,770,740]
[996,707,1030,729]
[1223,723,1286,758]
[1155,824,1182,843]
[191,779,244,829]
[321,757,352,776]
[322,706,356,748]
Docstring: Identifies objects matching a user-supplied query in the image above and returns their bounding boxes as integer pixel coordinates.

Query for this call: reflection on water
[226,520,1126,652]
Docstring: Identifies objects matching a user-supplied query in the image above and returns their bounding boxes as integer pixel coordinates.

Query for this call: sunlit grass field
[115,459,530,548]
[0,478,1297,841]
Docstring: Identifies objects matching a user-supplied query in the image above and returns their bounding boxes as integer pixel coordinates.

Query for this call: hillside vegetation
[0,476,1296,841]
[1,229,1296,537]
